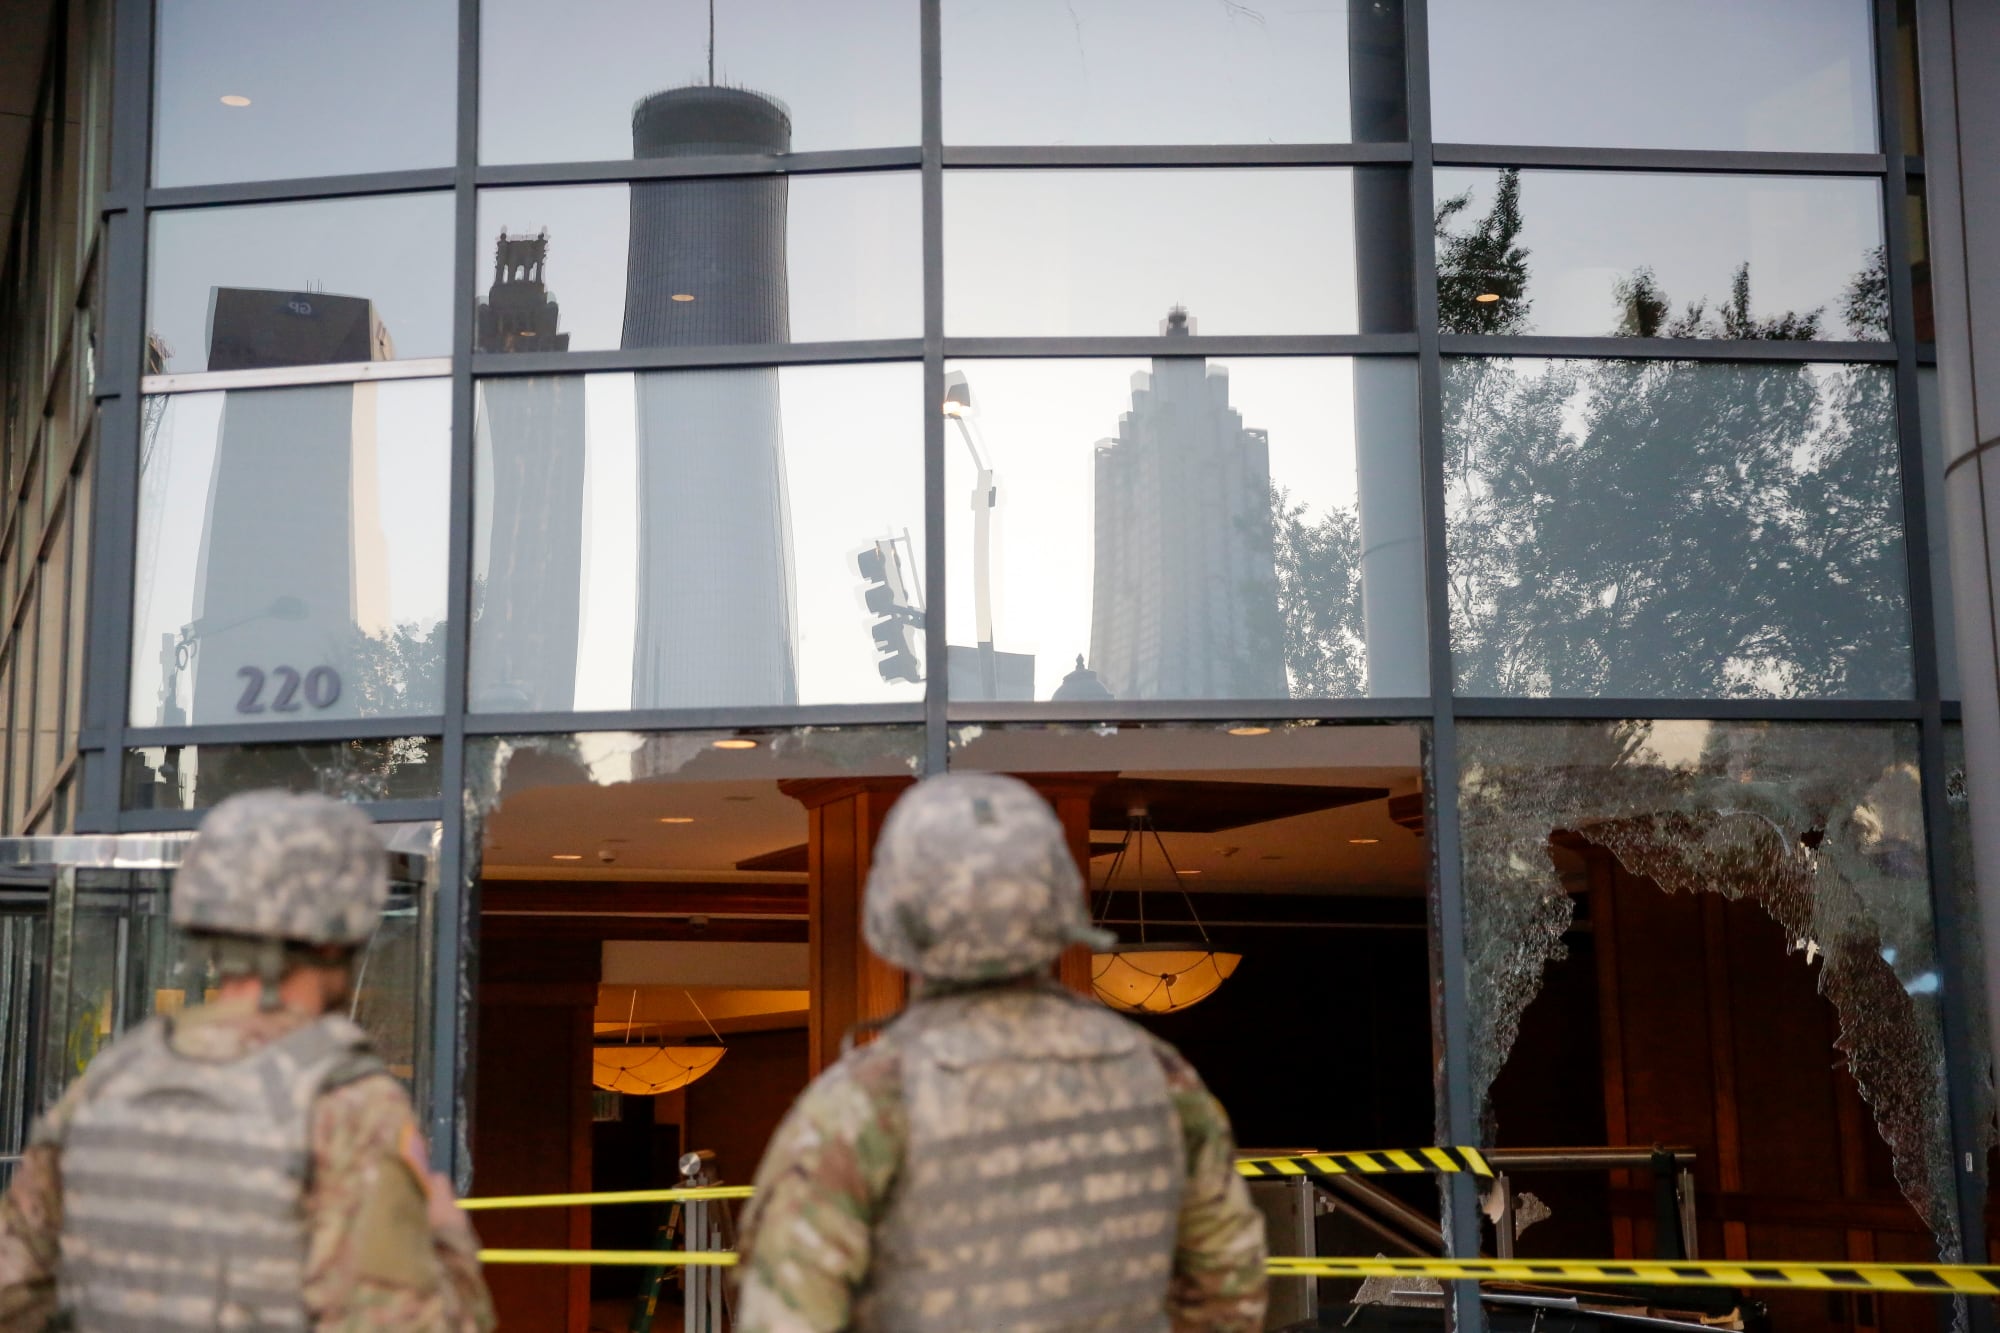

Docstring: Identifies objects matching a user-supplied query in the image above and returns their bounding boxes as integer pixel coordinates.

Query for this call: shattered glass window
[1455,720,1959,1258]
[121,739,442,810]
[1445,359,1914,699]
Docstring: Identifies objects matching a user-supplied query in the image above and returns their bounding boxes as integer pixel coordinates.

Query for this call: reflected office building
[623,85,799,709]
[185,288,394,725]
[473,231,586,711]
[1089,309,1289,700]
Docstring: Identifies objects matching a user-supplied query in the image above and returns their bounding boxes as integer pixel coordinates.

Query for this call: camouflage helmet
[864,774,1113,982]
[172,791,387,947]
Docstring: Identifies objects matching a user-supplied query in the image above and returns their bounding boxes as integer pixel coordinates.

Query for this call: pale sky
[480,0,920,162]
[941,0,1354,145]
[151,0,1880,190]
[1428,0,1877,153]
[946,169,1361,337]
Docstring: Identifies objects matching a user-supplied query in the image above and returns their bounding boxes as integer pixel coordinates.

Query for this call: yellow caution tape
[1235,1147,1493,1179]
[1263,1257,2000,1295]
[477,1250,2000,1294]
[461,1185,753,1212]
[463,1148,1490,1213]
[481,1248,738,1268]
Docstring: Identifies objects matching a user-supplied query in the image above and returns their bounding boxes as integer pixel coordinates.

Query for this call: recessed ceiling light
[712,737,759,750]
[1226,725,1271,737]
[1348,837,1381,845]
[219,94,252,107]
[671,293,696,302]
[552,853,584,860]
[1475,292,1502,303]
[658,816,695,824]
[1175,868,1201,876]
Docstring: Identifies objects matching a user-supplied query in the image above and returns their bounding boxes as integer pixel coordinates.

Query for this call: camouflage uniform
[0,997,495,1332]
[0,791,494,1332]
[734,774,1267,1333]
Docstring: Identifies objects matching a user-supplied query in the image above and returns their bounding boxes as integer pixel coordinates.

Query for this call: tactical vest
[41,1012,381,1332]
[856,984,1186,1333]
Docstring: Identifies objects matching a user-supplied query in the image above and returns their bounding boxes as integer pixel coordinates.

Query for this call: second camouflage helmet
[864,773,1113,982]
[172,790,388,947]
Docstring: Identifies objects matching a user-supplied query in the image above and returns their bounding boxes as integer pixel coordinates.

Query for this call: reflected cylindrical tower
[624,86,791,346]
[623,85,798,708]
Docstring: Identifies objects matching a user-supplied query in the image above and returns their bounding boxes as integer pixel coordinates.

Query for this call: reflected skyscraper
[623,85,798,707]
[187,287,392,724]
[1088,309,1288,700]
[473,230,587,711]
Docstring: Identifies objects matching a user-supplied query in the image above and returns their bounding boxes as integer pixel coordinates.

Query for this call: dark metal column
[78,0,157,832]
[430,0,481,1187]
[1405,1,1486,1328]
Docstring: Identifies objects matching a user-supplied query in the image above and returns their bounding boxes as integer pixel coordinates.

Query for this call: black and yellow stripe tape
[460,1149,1490,1214]
[1264,1257,2000,1295]
[1235,1147,1493,1178]
[475,1250,2000,1293]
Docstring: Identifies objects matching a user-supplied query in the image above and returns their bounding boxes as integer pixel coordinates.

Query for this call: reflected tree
[1269,485,1365,696]
[347,621,448,716]
[1445,356,1911,698]
[1437,167,1532,335]
[1437,173,1912,699]
[1610,262,1824,342]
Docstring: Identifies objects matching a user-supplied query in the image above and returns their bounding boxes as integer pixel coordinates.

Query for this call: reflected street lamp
[943,370,999,699]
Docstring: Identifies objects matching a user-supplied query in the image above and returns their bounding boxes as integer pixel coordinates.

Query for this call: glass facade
[2,0,1992,1319]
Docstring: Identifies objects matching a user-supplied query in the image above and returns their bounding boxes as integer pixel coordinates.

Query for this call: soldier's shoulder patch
[351,1151,441,1293]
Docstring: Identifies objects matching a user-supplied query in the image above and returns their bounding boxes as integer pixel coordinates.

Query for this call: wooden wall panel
[473,932,600,1333]
[1497,839,1940,1326]
[683,1028,811,1189]
[784,778,912,1073]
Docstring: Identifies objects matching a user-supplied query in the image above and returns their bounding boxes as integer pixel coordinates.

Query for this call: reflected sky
[148,195,455,373]
[131,381,452,726]
[471,364,924,712]
[1435,170,1885,339]
[476,175,922,350]
[153,0,456,187]
[945,169,1362,336]
[1429,0,1877,153]
[942,0,1360,145]
[479,0,918,162]
[944,356,1423,702]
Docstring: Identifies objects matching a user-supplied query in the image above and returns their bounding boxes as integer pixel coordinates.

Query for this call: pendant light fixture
[592,990,728,1096]
[1090,802,1240,1014]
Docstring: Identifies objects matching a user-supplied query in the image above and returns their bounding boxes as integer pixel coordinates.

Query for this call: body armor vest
[856,984,1186,1333]
[42,1013,380,1332]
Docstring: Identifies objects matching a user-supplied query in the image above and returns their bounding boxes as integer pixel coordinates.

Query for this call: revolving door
[0,835,435,1184]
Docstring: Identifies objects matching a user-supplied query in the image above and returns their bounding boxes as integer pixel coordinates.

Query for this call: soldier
[735,773,1268,1332]
[0,790,494,1332]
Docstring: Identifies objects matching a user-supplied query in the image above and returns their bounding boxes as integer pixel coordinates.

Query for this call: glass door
[0,836,434,1152]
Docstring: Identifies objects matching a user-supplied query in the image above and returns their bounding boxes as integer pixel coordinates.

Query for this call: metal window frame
[60,0,1984,1281]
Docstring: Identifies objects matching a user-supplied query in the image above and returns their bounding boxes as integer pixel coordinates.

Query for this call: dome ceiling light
[592,989,727,1096]
[1090,802,1240,1014]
